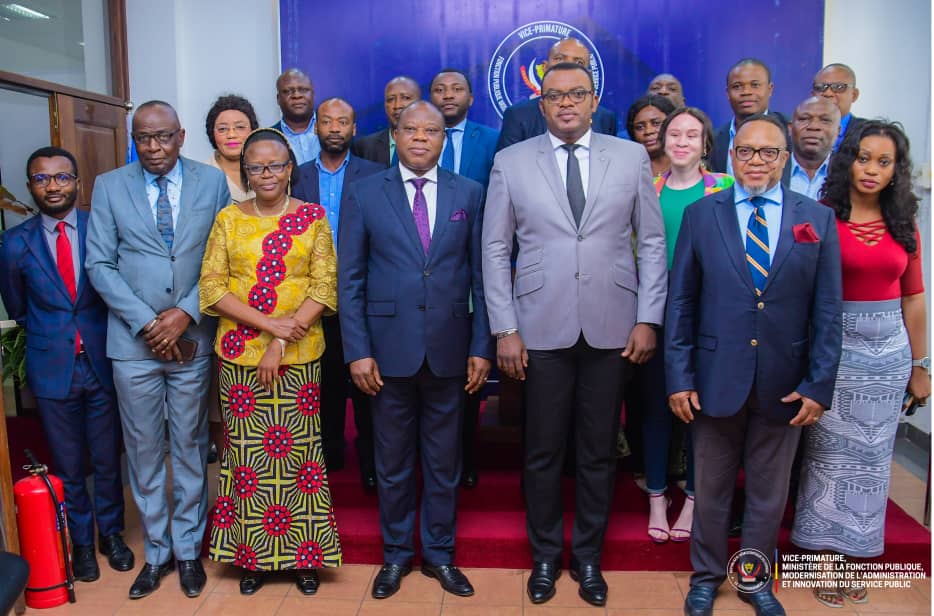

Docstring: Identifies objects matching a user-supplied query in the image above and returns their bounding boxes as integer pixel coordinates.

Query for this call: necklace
[252,194,290,218]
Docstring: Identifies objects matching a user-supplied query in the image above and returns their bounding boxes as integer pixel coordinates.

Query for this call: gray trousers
[690,402,801,588]
[112,355,211,564]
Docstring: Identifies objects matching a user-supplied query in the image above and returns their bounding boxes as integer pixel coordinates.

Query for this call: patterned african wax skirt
[208,359,342,570]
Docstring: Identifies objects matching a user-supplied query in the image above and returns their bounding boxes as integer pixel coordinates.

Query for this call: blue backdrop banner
[280,0,824,135]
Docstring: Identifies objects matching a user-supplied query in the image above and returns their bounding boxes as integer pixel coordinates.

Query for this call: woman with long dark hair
[791,121,929,608]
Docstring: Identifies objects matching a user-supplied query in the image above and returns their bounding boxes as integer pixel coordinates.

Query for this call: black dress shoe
[361,473,377,491]
[72,544,100,582]
[372,563,410,599]
[460,469,478,488]
[683,585,716,616]
[295,569,319,595]
[177,559,206,598]
[421,563,474,597]
[738,588,786,616]
[569,559,607,607]
[239,570,265,595]
[99,534,135,572]
[526,560,560,604]
[128,559,174,599]
[207,443,218,464]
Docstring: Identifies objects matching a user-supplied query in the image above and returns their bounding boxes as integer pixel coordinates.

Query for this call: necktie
[410,177,431,255]
[56,221,81,354]
[155,176,174,250]
[561,144,585,226]
[441,128,456,171]
[745,196,770,295]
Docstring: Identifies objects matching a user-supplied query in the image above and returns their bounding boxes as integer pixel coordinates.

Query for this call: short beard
[741,183,768,197]
[36,194,76,217]
[319,140,349,155]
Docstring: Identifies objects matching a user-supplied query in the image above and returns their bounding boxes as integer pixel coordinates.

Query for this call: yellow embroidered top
[199,202,337,366]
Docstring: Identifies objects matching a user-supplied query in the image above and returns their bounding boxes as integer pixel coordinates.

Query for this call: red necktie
[56,221,81,354]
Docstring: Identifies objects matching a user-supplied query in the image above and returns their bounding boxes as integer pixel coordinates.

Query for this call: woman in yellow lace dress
[200,128,340,596]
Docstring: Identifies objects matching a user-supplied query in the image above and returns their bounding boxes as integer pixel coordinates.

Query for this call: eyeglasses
[29,172,77,187]
[243,161,291,176]
[541,88,593,105]
[733,146,784,163]
[633,118,664,133]
[279,86,312,97]
[214,124,251,135]
[812,82,852,94]
[132,130,180,146]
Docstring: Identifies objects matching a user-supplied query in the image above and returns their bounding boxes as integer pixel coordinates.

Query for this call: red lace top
[836,218,924,301]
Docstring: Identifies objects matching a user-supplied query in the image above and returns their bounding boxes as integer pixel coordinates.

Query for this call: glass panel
[0,0,112,96]
[0,86,50,233]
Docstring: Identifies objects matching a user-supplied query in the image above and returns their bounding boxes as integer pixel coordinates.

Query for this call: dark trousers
[461,392,481,473]
[690,400,801,587]
[524,335,627,564]
[320,314,374,475]
[372,362,465,565]
[33,354,124,547]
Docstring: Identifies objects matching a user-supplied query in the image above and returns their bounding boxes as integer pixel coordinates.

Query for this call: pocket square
[450,209,468,222]
[793,222,820,243]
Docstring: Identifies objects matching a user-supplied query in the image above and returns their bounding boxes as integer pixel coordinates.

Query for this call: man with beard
[272,68,320,164]
[293,97,383,489]
[784,97,841,198]
[0,147,134,583]
[352,76,421,167]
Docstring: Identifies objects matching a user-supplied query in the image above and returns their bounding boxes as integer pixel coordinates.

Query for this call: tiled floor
[17,460,930,615]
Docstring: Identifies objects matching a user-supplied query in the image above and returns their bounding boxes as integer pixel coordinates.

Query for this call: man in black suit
[293,97,384,489]
[351,76,421,167]
[811,63,864,151]
[495,38,618,152]
[711,58,788,174]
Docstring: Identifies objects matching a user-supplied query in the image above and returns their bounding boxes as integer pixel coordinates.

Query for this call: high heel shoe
[647,493,671,543]
[670,494,694,542]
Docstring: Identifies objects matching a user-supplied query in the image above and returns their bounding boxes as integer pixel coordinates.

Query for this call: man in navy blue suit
[0,147,134,582]
[665,115,842,616]
[338,101,493,599]
[293,97,383,490]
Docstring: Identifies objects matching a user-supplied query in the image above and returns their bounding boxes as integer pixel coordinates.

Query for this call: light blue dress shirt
[315,153,350,249]
[143,159,183,229]
[734,181,784,265]
[280,116,321,165]
[789,155,830,200]
[440,118,467,173]
[40,207,80,284]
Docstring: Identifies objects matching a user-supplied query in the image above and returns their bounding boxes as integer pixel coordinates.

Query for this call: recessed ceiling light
[3,3,51,19]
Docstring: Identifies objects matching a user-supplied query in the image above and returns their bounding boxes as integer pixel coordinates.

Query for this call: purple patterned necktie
[409,177,431,255]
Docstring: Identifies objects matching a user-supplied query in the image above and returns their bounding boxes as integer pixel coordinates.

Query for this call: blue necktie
[155,176,174,251]
[441,128,456,171]
[745,196,769,295]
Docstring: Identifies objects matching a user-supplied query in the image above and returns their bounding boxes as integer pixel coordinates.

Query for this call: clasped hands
[668,389,825,426]
[143,308,192,362]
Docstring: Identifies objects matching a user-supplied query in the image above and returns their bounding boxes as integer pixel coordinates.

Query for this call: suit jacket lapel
[384,170,426,260]
[25,218,72,303]
[459,122,477,176]
[579,137,609,230]
[172,158,199,249]
[124,163,168,253]
[428,170,455,264]
[77,211,88,298]
[713,190,756,295]
[535,135,577,229]
[763,192,798,289]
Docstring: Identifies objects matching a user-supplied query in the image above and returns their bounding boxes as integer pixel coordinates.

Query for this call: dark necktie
[561,143,585,226]
[155,176,174,250]
[745,196,770,295]
[56,221,81,354]
[441,128,456,171]
[410,177,431,255]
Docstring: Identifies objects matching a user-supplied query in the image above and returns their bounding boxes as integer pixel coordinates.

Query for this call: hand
[908,367,931,405]
[256,341,284,392]
[144,308,192,355]
[154,342,183,363]
[497,333,528,381]
[264,316,308,342]
[668,390,700,423]
[621,323,656,364]
[465,357,492,394]
[785,391,826,426]
[349,358,383,395]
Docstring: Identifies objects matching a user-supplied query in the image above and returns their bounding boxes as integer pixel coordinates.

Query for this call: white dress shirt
[399,163,439,234]
[548,129,591,199]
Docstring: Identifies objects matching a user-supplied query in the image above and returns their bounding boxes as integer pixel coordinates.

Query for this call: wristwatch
[912,357,930,371]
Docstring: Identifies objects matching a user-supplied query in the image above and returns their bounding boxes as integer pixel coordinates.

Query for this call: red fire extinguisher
[14,450,76,609]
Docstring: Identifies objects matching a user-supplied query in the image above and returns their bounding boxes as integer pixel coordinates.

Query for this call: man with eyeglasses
[86,100,230,601]
[812,63,864,151]
[271,68,320,164]
[666,114,841,616]
[784,97,841,198]
[483,62,667,606]
[495,38,618,152]
[0,146,134,584]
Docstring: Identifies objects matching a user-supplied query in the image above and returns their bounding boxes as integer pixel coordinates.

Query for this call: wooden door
[53,94,127,208]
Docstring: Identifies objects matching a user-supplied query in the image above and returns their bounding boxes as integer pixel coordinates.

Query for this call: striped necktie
[155,176,174,250]
[745,196,769,295]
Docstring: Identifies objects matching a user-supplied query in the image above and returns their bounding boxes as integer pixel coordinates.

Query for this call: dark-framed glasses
[243,161,290,176]
[132,129,180,146]
[812,82,852,94]
[541,88,593,104]
[733,146,784,163]
[29,172,77,187]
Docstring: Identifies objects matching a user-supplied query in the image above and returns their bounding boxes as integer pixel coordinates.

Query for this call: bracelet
[496,329,518,339]
[275,337,287,358]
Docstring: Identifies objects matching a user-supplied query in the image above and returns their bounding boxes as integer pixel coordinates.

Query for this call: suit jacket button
[750,339,758,347]
[757,302,765,310]
[423,270,430,277]
[574,272,580,279]
[165,288,172,293]
[577,235,583,241]
[171,256,176,262]
[417,305,425,311]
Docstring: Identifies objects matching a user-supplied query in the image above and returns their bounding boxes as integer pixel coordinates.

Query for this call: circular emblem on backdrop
[487,20,604,119]
[727,548,772,593]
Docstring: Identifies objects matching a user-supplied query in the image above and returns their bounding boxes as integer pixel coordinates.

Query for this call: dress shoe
[361,473,377,491]
[128,559,174,599]
[99,534,135,571]
[72,544,100,582]
[239,570,265,595]
[421,563,474,597]
[460,469,478,488]
[738,588,786,616]
[207,443,218,464]
[527,560,560,604]
[177,559,207,598]
[294,569,319,595]
[569,559,607,606]
[683,585,716,616]
[371,563,410,599]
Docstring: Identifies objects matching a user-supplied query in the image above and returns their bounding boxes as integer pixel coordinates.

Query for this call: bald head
[647,73,685,108]
[398,100,443,125]
[276,68,311,89]
[384,76,421,128]
[547,38,590,69]
[276,68,314,125]
[791,96,841,164]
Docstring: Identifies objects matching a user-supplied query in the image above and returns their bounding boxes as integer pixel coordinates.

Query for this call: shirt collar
[279,116,316,137]
[734,180,783,206]
[447,118,468,133]
[791,153,830,179]
[315,152,351,174]
[547,128,592,151]
[41,207,78,234]
[399,163,439,185]
[143,158,182,186]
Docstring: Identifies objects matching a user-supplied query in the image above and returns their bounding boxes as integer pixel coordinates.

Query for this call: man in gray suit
[86,101,230,600]
[483,63,667,606]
